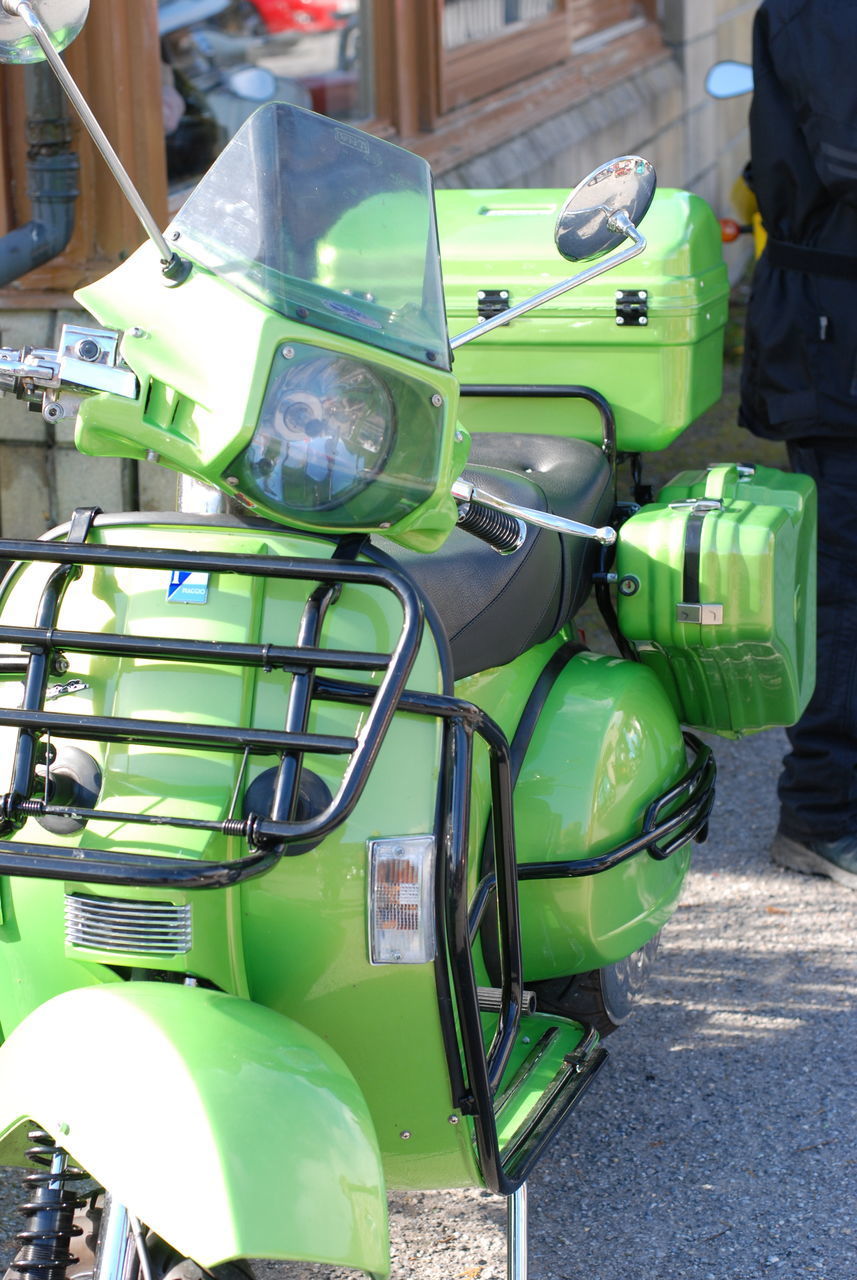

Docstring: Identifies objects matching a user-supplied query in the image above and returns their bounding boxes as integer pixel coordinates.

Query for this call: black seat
[381,433,614,679]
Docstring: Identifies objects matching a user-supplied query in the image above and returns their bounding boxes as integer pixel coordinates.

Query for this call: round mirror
[226,65,277,101]
[705,59,754,99]
[555,156,656,262]
[0,0,89,63]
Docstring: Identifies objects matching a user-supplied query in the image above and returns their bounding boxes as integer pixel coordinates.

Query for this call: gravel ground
[1,323,854,1279]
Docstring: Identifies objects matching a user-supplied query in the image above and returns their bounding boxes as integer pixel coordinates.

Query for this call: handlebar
[455,495,526,554]
[452,478,617,548]
[0,324,139,412]
[0,347,60,390]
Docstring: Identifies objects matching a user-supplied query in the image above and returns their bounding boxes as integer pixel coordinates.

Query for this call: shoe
[770,830,857,890]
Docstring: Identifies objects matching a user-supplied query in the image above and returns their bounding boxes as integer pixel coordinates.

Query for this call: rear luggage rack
[0,517,423,888]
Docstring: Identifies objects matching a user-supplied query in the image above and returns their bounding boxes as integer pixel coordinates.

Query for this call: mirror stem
[449,209,646,351]
[4,0,188,279]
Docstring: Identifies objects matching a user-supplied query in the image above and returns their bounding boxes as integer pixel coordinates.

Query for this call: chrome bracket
[57,324,139,399]
[675,602,724,625]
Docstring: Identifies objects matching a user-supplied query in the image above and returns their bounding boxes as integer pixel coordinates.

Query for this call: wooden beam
[0,0,167,297]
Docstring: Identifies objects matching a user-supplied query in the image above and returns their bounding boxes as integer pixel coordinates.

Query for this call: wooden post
[0,0,167,299]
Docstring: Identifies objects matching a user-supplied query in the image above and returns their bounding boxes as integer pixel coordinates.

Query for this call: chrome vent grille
[65,895,192,955]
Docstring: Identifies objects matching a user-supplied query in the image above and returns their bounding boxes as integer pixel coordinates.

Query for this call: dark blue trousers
[778,440,857,840]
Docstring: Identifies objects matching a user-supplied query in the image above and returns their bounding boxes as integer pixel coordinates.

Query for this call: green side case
[615,463,817,736]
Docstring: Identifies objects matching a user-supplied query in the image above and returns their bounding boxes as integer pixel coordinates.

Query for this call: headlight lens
[235,351,396,513]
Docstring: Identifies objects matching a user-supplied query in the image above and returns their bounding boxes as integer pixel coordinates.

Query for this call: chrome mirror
[0,0,88,62]
[705,60,754,99]
[555,156,656,262]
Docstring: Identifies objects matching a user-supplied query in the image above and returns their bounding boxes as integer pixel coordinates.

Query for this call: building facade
[0,0,756,533]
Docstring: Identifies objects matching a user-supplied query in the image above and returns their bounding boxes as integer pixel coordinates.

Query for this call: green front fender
[0,983,389,1274]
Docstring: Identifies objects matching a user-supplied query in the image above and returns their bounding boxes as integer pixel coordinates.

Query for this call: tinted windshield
[169,103,450,370]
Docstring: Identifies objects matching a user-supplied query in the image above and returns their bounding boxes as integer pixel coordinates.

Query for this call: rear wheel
[531,932,662,1036]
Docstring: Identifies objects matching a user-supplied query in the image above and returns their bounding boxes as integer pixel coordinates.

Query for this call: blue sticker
[166,570,209,604]
[325,299,383,330]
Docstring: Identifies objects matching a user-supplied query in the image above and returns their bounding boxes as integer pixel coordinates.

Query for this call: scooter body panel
[515,652,691,977]
[461,648,692,980]
[0,982,390,1274]
[0,517,483,1191]
[0,523,694,1188]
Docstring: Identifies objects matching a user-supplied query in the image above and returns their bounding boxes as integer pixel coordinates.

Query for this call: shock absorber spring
[456,498,526,554]
[12,1130,86,1280]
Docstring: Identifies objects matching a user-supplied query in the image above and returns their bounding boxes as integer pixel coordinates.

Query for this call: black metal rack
[315,672,715,1194]
[0,521,423,887]
[458,383,617,468]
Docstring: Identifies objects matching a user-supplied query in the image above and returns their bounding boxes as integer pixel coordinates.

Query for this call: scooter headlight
[225,341,448,533]
[233,350,396,513]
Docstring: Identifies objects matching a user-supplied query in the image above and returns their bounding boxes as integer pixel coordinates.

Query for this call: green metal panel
[493,1012,590,1149]
[0,516,481,1192]
[239,724,483,1192]
[457,645,691,981]
[0,983,389,1274]
[437,188,729,451]
[616,463,817,735]
[510,651,691,979]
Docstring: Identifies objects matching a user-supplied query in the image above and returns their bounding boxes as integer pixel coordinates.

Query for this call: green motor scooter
[0,3,816,1279]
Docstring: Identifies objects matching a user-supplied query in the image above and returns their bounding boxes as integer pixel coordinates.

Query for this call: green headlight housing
[225,343,447,531]
[74,245,465,553]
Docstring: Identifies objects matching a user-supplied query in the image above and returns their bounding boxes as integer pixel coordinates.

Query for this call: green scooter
[0,3,816,1280]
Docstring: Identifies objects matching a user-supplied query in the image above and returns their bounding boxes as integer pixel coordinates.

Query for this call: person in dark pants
[739,0,857,889]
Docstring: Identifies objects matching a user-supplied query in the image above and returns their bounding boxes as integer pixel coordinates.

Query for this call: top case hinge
[615,289,649,326]
[477,289,511,323]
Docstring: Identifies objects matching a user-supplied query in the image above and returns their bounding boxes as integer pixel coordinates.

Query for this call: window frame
[439,1,572,114]
[366,1,663,160]
[0,0,668,298]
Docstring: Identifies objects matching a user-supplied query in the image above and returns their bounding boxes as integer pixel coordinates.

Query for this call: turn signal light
[368,836,436,964]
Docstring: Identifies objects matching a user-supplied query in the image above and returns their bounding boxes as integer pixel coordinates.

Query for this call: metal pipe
[0,61,78,286]
[5,0,187,277]
[93,1197,135,1280]
[507,1183,528,1280]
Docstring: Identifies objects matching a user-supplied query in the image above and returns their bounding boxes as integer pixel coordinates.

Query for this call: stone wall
[0,308,176,539]
[438,0,757,282]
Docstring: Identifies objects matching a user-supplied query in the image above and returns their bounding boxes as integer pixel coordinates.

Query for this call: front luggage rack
[0,517,423,888]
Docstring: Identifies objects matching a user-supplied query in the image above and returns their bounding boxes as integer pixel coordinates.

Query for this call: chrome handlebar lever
[0,347,61,394]
[452,478,617,547]
[0,324,138,417]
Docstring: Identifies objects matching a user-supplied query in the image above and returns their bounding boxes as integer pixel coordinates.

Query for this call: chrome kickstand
[507,1183,528,1280]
